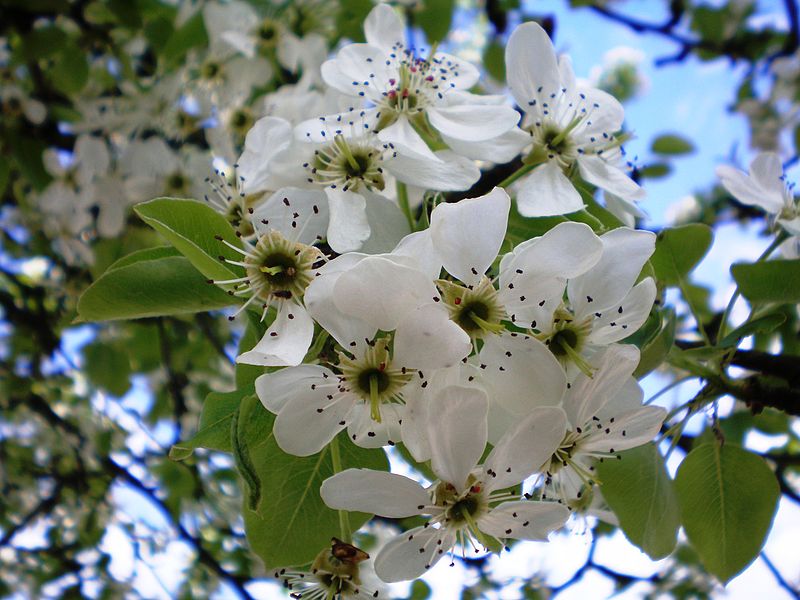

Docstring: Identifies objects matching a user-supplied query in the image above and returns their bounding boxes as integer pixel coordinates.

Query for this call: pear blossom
[203,0,330,88]
[210,188,329,367]
[536,345,666,505]
[279,109,478,252]
[273,537,383,599]
[317,4,521,163]
[716,152,800,237]
[505,22,644,217]
[504,226,657,377]
[321,387,570,582]
[255,254,471,455]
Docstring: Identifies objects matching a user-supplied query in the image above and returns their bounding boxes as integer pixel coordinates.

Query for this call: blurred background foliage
[1,0,799,598]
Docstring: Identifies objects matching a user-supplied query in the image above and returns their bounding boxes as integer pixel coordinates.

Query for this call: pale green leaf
[731,259,800,304]
[596,444,680,559]
[134,198,244,281]
[651,224,713,286]
[77,256,236,321]
[239,399,388,568]
[674,443,780,583]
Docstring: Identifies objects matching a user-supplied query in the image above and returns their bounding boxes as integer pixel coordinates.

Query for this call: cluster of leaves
[1,1,799,599]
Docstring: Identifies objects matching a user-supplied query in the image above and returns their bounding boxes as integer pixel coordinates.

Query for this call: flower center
[229,108,254,135]
[337,338,413,423]
[309,134,385,192]
[539,308,594,376]
[438,277,506,338]
[200,59,222,81]
[525,121,578,170]
[166,172,189,195]
[257,18,280,50]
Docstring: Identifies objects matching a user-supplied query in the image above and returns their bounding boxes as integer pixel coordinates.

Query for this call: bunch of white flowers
[198,5,666,591]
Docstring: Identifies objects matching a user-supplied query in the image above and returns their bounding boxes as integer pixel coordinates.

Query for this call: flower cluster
[192,5,668,589]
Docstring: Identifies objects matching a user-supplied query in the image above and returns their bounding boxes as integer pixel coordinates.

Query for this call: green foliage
[237,396,389,568]
[651,134,696,156]
[674,443,780,583]
[651,224,713,286]
[77,255,236,321]
[731,259,800,304]
[596,444,680,559]
[417,0,456,43]
[83,340,132,396]
[634,308,676,378]
[170,388,250,460]
[135,198,245,281]
[719,313,786,348]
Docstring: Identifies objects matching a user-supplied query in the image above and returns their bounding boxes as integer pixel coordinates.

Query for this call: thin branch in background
[107,459,256,600]
[762,553,800,600]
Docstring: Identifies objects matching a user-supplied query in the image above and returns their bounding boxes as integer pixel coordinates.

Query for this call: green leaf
[418,0,455,43]
[483,40,505,81]
[239,399,389,568]
[162,10,208,64]
[235,311,267,389]
[169,388,249,460]
[635,308,676,378]
[651,134,696,156]
[638,162,671,179]
[596,444,680,559]
[83,341,132,396]
[232,396,268,512]
[77,256,236,321]
[134,198,244,281]
[674,443,780,583]
[651,224,713,286]
[731,259,800,304]
[106,246,181,271]
[719,313,786,348]
[49,43,89,95]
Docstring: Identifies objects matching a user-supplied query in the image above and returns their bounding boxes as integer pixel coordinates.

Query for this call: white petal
[399,379,431,462]
[427,385,488,490]
[580,405,666,453]
[393,303,472,370]
[483,406,567,491]
[375,525,456,583]
[274,390,356,456]
[333,256,439,331]
[252,187,329,245]
[319,45,388,101]
[305,268,378,352]
[429,187,510,286]
[237,303,314,367]
[358,191,411,254]
[505,21,561,112]
[779,216,800,236]
[236,116,293,192]
[255,365,335,413]
[516,162,584,217]
[479,501,569,541]
[478,333,566,416]
[296,107,382,141]
[347,402,403,448]
[427,104,520,142]
[589,278,657,345]
[502,221,602,280]
[568,227,655,317]
[378,115,439,162]
[364,4,404,52]
[392,230,443,280]
[325,188,371,253]
[320,469,428,517]
[388,149,480,192]
[562,344,639,428]
[750,153,788,198]
[441,127,530,163]
[433,52,480,89]
[577,155,644,201]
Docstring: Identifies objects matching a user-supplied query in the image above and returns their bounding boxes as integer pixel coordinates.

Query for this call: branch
[762,553,800,600]
[106,459,256,600]
[0,482,64,547]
